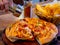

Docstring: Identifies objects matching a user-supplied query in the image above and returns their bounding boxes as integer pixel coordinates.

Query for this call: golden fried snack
[35,3,60,17]
[5,18,58,44]
[34,3,60,25]
[5,20,34,42]
[36,4,48,16]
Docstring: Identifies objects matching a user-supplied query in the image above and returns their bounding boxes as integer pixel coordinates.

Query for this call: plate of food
[33,1,60,25]
[5,18,58,45]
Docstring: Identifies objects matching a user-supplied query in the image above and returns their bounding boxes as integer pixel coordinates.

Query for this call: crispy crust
[5,20,34,41]
[36,23,58,44]
[5,18,58,44]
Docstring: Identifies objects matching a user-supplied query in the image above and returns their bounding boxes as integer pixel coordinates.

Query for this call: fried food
[35,3,60,17]
[5,18,58,44]
[5,20,34,42]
